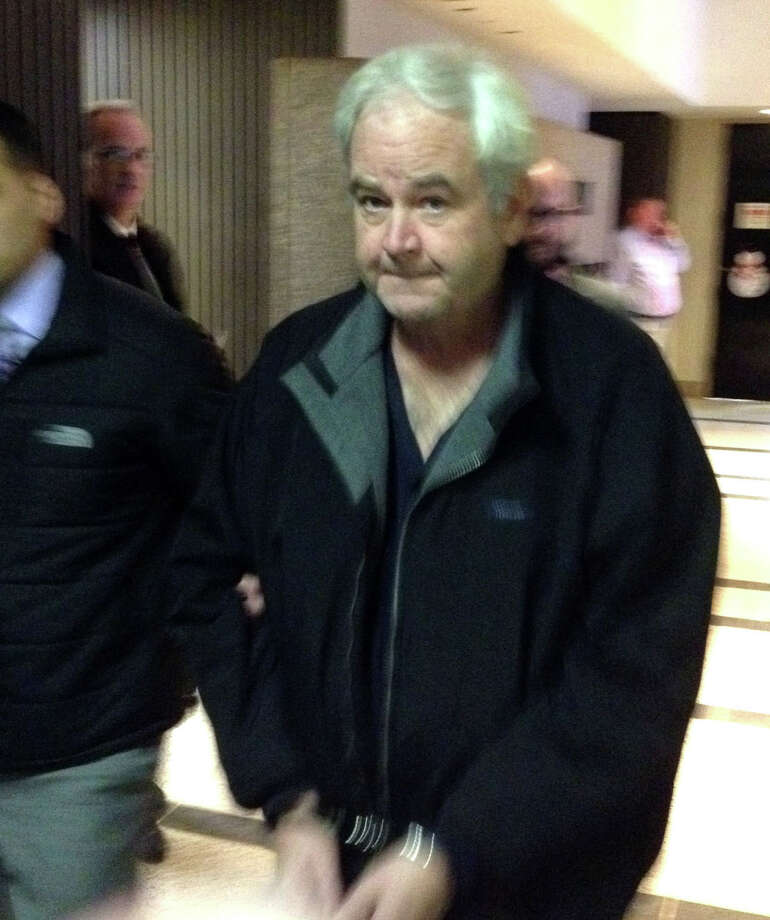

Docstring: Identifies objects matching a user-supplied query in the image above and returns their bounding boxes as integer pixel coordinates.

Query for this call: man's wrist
[263,787,317,828]
[398,822,438,869]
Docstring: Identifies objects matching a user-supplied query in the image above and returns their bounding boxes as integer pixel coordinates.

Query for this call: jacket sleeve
[166,346,311,809]
[434,338,721,893]
[155,320,233,503]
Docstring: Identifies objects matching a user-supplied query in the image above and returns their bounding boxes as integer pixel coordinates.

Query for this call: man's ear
[28,172,65,228]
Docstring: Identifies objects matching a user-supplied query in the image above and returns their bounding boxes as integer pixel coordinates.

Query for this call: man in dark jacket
[0,101,230,919]
[170,45,720,920]
[84,100,186,312]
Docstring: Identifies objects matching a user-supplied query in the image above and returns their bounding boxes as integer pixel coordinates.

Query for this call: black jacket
[171,254,720,919]
[87,202,186,312]
[0,240,231,772]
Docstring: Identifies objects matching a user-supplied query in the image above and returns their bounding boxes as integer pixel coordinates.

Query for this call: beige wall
[667,119,729,392]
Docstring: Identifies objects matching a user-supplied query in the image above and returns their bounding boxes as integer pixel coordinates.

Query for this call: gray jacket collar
[281,267,539,516]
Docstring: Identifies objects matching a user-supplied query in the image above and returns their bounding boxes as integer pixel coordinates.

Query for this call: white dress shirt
[609,227,691,317]
[0,249,65,367]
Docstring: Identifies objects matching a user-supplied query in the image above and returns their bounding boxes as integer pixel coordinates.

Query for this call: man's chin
[374,277,445,321]
[377,292,446,324]
[524,245,558,270]
[111,190,143,208]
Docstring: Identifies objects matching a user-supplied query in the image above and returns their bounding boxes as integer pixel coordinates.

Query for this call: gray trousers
[0,745,159,920]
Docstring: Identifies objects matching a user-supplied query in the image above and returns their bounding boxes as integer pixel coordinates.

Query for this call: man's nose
[382,208,420,256]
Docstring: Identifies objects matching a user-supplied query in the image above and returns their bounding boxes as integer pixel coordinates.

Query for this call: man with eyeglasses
[84,101,186,311]
[524,157,628,311]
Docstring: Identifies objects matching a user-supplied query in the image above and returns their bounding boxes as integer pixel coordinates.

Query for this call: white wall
[340,0,591,129]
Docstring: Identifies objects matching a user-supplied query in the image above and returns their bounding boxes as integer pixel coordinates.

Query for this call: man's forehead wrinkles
[349,171,455,192]
[411,173,454,191]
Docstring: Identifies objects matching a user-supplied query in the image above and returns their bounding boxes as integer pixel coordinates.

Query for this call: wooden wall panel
[81,0,337,376]
[268,58,362,330]
[0,0,83,242]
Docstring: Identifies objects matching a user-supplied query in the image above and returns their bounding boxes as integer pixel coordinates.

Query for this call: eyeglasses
[94,146,154,164]
[528,206,581,224]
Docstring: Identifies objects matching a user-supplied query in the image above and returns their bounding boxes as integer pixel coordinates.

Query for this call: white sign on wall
[734,202,770,230]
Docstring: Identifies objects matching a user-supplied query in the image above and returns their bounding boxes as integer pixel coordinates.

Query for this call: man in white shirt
[609,197,690,354]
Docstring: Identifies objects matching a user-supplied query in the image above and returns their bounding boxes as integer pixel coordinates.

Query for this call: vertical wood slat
[196,7,211,347]
[1,0,83,244]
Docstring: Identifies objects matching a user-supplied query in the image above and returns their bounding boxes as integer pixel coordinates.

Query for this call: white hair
[333,44,532,213]
[83,100,145,148]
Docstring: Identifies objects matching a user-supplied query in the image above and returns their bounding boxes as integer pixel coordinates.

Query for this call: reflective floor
[138,397,770,919]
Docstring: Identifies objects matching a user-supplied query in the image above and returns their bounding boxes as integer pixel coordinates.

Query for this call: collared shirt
[609,226,691,317]
[0,249,65,363]
[102,213,139,237]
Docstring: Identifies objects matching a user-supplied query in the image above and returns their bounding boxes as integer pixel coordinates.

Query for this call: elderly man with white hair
[171,44,720,920]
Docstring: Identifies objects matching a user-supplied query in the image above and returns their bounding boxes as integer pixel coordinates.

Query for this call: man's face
[85,110,152,220]
[633,199,666,236]
[349,94,522,327]
[524,176,576,271]
[0,141,49,294]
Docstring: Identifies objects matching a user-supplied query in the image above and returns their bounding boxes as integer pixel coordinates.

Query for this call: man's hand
[332,836,453,920]
[236,573,265,616]
[268,791,344,919]
[663,220,681,240]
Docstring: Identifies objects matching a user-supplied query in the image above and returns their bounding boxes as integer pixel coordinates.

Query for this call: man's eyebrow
[348,177,381,196]
[348,174,457,196]
[410,174,454,192]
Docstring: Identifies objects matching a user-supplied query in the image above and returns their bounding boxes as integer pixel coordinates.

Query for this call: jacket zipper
[343,553,366,768]
[378,447,490,813]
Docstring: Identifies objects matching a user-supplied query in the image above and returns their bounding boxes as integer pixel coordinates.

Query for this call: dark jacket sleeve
[155,319,233,502]
[146,226,187,313]
[434,338,721,894]
[166,341,311,808]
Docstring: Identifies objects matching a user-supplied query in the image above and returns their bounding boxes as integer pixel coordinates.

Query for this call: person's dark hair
[0,101,43,171]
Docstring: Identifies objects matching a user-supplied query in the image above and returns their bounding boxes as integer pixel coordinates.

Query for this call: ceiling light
[760,108,770,115]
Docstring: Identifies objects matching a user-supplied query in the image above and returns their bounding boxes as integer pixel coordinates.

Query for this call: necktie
[0,317,37,383]
[125,236,165,302]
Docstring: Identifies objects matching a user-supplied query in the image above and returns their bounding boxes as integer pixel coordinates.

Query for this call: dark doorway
[713,124,770,399]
